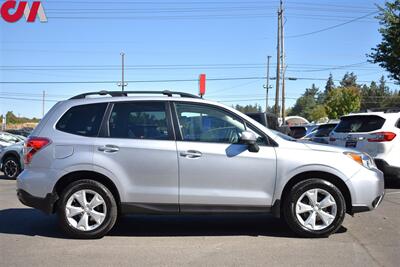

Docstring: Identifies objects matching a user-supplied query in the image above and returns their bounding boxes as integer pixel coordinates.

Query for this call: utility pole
[42,90,45,118]
[280,1,286,123]
[265,55,271,112]
[274,1,282,117]
[118,52,127,92]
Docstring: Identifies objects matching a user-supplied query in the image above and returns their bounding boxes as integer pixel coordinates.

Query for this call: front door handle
[98,145,119,153]
[180,150,202,158]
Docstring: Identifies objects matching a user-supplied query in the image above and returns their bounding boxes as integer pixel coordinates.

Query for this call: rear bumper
[375,159,400,178]
[17,189,58,214]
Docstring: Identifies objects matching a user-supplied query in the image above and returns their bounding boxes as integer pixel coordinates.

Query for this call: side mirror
[239,131,260,153]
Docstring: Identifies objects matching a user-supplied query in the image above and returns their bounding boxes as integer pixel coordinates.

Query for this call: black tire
[283,178,346,238]
[3,156,21,179]
[57,179,118,239]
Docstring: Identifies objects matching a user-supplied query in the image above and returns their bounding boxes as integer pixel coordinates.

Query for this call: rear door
[173,102,277,211]
[93,101,179,208]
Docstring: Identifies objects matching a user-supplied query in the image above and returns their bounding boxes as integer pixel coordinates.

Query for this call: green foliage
[340,72,359,87]
[0,111,40,124]
[368,0,400,83]
[309,105,327,122]
[325,87,361,119]
[233,103,262,113]
[288,84,320,121]
[325,73,335,95]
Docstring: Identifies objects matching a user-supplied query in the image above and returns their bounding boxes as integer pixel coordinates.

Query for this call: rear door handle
[98,145,120,153]
[180,150,202,158]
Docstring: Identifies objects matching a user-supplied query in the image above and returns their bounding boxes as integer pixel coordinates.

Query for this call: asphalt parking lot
[0,174,399,267]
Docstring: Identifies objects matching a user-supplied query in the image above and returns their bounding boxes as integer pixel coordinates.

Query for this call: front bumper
[17,189,58,214]
[346,166,385,214]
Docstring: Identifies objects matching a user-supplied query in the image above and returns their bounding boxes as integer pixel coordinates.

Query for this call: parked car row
[245,110,399,180]
[0,130,28,179]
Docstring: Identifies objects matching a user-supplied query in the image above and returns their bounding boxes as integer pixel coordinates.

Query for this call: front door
[173,102,277,212]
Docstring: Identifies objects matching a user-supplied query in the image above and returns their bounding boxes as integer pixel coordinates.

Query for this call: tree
[368,0,400,83]
[340,72,358,87]
[309,105,327,122]
[288,84,320,121]
[234,103,262,113]
[325,73,335,94]
[325,87,361,119]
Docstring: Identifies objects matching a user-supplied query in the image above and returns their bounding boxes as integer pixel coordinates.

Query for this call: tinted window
[247,114,264,125]
[266,114,278,130]
[56,103,107,137]
[175,103,245,143]
[335,116,385,133]
[314,124,337,137]
[289,127,307,139]
[108,102,170,140]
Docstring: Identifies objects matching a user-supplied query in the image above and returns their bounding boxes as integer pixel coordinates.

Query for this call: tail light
[329,136,336,142]
[367,132,396,142]
[24,137,51,164]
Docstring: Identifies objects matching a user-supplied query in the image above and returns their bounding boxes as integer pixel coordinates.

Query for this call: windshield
[270,129,297,141]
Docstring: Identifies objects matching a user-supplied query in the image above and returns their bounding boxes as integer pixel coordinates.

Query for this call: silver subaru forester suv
[17,91,384,239]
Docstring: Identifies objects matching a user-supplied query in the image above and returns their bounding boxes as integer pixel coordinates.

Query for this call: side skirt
[120,203,271,215]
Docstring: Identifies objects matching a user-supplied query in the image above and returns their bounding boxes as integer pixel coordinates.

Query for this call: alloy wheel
[4,159,18,178]
[65,189,107,231]
[295,188,337,231]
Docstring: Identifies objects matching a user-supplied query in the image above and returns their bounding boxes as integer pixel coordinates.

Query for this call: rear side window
[315,124,337,137]
[247,114,264,125]
[56,103,107,137]
[289,127,306,139]
[335,115,385,133]
[266,115,278,130]
[108,102,171,140]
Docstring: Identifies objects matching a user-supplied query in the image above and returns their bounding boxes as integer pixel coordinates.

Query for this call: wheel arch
[53,171,121,213]
[2,151,21,164]
[279,171,352,215]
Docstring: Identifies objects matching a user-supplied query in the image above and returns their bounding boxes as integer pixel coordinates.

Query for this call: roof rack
[70,90,201,100]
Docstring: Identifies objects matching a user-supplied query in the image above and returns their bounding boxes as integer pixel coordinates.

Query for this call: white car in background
[329,110,400,179]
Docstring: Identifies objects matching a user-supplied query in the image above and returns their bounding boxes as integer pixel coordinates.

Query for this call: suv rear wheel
[57,179,118,239]
[283,179,346,238]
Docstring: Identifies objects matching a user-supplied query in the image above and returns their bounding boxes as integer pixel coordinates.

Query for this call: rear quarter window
[335,115,385,133]
[56,103,107,137]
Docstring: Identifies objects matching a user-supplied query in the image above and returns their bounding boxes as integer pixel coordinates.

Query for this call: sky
[0,0,397,118]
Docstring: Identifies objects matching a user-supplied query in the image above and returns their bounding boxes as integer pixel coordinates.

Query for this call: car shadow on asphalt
[0,208,347,239]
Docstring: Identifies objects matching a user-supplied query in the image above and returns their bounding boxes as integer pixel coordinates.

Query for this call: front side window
[56,103,107,137]
[175,103,245,143]
[108,102,170,140]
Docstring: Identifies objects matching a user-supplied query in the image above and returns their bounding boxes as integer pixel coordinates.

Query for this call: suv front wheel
[283,178,346,238]
[57,179,118,239]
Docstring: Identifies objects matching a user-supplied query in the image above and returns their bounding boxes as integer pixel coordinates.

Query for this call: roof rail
[70,90,201,100]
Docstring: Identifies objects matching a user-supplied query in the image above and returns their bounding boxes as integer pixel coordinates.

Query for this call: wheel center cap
[313,206,319,211]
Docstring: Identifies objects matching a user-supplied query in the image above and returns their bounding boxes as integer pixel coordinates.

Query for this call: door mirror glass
[240,131,259,152]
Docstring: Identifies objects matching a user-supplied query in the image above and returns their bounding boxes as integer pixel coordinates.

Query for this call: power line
[286,11,378,38]
[0,76,397,85]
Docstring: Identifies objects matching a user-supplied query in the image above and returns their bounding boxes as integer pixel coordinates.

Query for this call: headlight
[344,152,376,169]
